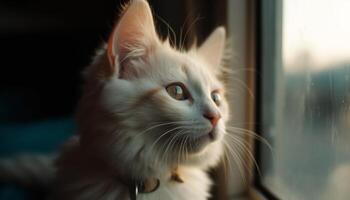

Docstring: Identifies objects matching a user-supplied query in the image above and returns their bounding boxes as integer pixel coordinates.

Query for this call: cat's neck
[77,134,180,182]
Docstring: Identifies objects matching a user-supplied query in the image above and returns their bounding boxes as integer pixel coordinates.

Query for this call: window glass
[260,0,350,199]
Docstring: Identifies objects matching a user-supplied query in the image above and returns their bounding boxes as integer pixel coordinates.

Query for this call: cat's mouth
[208,130,219,140]
[186,130,218,153]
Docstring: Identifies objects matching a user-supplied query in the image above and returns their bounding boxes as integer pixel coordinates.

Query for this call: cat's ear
[198,27,226,70]
[107,0,159,77]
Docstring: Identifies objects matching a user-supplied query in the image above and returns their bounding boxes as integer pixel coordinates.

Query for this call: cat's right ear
[197,27,226,71]
[107,0,159,77]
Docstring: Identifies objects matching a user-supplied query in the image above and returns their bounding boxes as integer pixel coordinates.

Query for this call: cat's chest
[135,168,212,200]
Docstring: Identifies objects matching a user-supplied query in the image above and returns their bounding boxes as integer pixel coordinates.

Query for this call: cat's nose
[203,112,221,127]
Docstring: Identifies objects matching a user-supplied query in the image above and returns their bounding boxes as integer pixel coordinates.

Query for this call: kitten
[53,0,229,199]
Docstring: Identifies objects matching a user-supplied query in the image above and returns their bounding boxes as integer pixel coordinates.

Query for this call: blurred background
[258,0,350,199]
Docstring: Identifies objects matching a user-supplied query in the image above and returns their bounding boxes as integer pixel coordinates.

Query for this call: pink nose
[203,112,221,127]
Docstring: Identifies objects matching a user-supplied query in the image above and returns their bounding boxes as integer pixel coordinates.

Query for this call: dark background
[0,0,225,123]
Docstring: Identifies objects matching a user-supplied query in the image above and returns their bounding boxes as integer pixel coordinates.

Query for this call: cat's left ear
[197,27,226,70]
[107,0,159,77]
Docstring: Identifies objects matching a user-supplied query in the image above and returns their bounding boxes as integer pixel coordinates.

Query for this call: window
[257,0,350,199]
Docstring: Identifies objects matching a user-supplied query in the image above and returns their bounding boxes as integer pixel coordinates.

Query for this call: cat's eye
[211,91,221,106]
[166,83,188,100]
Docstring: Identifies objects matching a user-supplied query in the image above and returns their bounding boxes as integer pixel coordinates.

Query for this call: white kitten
[54,0,229,199]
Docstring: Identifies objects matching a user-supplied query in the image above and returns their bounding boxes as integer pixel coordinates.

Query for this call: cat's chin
[187,130,220,153]
[187,134,211,153]
[182,139,224,169]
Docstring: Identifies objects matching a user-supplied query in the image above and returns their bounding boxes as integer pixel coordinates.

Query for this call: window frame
[252,0,284,199]
[225,0,285,199]
[226,0,260,199]
[252,0,282,199]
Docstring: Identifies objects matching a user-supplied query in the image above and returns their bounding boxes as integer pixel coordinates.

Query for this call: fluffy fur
[54,0,229,199]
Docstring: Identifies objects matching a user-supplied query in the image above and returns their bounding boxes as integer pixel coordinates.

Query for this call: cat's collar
[127,171,184,199]
[129,178,160,200]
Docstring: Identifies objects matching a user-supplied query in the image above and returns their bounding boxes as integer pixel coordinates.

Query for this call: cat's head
[78,0,229,175]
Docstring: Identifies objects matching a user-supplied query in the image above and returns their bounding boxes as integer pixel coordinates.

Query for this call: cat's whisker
[184,136,189,161]
[222,142,237,180]
[224,138,253,185]
[135,122,175,136]
[222,66,258,76]
[172,130,183,165]
[180,131,191,163]
[116,122,177,149]
[170,130,191,165]
[176,131,190,165]
[228,140,253,182]
[148,126,187,167]
[224,127,269,147]
[226,77,255,98]
[178,11,193,50]
[225,122,258,126]
[225,145,248,185]
[178,135,185,165]
[225,126,272,151]
[179,135,185,165]
[155,14,177,47]
[224,133,262,178]
[181,15,203,51]
[221,149,230,179]
[227,139,256,184]
[150,125,189,154]
[134,121,193,138]
[165,132,180,165]
[222,140,247,185]
[161,129,187,165]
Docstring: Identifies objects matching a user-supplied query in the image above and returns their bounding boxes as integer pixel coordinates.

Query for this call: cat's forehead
[178,53,222,89]
[148,47,222,90]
